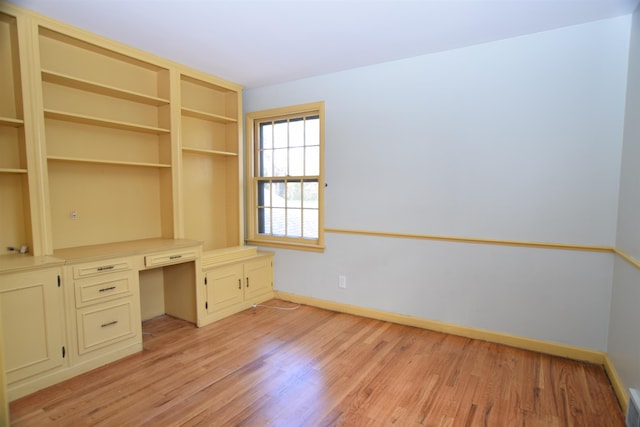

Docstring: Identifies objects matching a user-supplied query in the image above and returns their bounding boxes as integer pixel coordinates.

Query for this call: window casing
[245,102,324,251]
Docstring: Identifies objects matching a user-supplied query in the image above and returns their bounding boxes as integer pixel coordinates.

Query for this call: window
[245,102,324,251]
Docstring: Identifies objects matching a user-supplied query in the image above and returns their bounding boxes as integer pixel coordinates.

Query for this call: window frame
[245,101,325,252]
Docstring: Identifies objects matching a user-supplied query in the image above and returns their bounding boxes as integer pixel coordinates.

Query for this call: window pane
[273,148,288,176]
[287,181,302,208]
[272,181,285,207]
[287,208,302,237]
[303,209,318,239]
[289,147,304,176]
[305,146,319,176]
[260,149,273,177]
[305,117,319,146]
[258,181,271,207]
[273,120,288,148]
[249,104,322,247]
[302,181,318,207]
[271,208,286,236]
[289,118,304,147]
[258,207,270,234]
[260,123,273,149]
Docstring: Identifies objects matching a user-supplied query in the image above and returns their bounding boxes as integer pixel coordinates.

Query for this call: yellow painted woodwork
[201,252,274,325]
[0,10,32,258]
[139,268,165,321]
[0,308,8,427]
[162,261,197,323]
[0,3,244,257]
[0,267,65,394]
[0,2,259,404]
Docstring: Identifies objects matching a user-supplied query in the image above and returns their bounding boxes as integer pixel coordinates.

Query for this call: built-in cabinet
[37,26,174,251]
[66,257,142,364]
[0,3,275,411]
[203,251,274,323]
[0,260,66,400]
[0,3,245,257]
[179,73,242,252]
[0,10,38,257]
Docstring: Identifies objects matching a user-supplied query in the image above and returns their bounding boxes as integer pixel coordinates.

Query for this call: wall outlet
[339,275,347,289]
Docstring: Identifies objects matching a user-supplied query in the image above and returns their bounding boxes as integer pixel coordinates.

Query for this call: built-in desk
[0,239,273,403]
[0,239,202,401]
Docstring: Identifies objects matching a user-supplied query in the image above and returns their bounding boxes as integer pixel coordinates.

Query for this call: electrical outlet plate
[339,275,346,289]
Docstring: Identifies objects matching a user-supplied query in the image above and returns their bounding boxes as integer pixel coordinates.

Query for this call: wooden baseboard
[275,292,605,364]
[604,354,629,414]
[275,292,636,410]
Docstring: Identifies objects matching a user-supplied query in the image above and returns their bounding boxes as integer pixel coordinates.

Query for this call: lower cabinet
[66,258,142,366]
[0,266,65,399]
[201,252,274,325]
[0,243,268,403]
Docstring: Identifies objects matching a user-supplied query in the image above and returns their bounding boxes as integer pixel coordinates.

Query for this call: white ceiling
[8,0,640,89]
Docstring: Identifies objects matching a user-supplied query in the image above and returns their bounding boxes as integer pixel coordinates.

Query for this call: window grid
[246,102,324,251]
[256,114,319,240]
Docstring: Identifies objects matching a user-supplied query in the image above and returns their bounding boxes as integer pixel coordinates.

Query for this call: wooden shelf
[182,147,237,157]
[41,69,170,106]
[0,116,24,127]
[44,109,171,135]
[0,168,28,174]
[181,107,237,124]
[47,156,171,168]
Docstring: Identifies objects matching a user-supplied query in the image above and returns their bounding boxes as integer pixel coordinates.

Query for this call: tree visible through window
[246,102,324,251]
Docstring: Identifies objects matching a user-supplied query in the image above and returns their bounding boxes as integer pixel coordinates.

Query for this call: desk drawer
[75,272,132,307]
[77,300,135,354]
[73,258,131,279]
[144,250,197,268]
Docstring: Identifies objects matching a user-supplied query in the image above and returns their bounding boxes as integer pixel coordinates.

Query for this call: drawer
[73,258,131,279]
[77,300,136,354]
[144,250,197,268]
[75,272,132,307]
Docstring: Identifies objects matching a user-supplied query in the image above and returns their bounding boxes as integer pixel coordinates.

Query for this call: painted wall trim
[274,291,630,409]
[275,291,605,363]
[325,228,612,252]
[613,247,640,270]
[326,228,640,272]
[604,354,629,414]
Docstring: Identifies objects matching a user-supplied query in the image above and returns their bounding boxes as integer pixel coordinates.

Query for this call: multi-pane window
[246,102,324,251]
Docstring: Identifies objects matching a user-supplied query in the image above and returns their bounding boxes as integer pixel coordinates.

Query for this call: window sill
[245,239,325,253]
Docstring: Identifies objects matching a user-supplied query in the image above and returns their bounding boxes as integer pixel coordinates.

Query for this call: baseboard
[604,354,629,414]
[275,292,606,365]
[275,291,632,409]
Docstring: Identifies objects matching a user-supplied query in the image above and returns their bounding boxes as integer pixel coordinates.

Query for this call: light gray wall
[244,17,631,351]
[609,6,640,394]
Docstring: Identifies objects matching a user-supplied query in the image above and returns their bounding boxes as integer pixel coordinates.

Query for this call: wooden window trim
[245,102,325,252]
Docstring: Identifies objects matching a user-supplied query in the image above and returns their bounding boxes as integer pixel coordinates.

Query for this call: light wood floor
[10,300,624,426]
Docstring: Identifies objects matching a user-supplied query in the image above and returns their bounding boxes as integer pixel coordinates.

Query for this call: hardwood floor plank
[9,300,625,426]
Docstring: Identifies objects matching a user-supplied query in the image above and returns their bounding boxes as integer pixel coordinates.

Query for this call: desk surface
[53,238,202,264]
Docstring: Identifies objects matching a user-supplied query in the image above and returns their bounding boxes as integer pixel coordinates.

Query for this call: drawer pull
[169,255,182,260]
[97,266,115,271]
[238,279,241,290]
[101,320,118,328]
[99,286,116,293]
[246,277,249,288]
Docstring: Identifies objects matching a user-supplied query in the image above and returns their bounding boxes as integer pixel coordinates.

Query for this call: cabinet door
[206,263,243,314]
[244,256,273,301]
[0,268,64,385]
